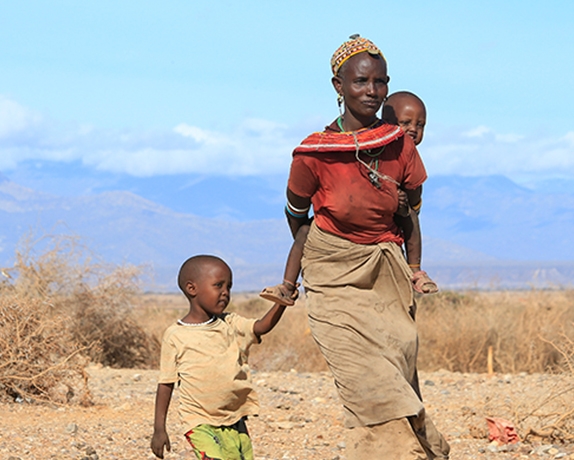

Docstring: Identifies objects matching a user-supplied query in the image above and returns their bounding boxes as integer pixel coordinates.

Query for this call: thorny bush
[0,235,159,405]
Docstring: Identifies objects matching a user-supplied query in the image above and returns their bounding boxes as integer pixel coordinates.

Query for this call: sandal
[259,283,300,306]
[411,270,439,294]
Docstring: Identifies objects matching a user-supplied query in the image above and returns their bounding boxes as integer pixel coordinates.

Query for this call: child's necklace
[177,316,216,327]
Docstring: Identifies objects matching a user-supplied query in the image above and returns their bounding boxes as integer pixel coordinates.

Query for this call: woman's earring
[337,94,344,116]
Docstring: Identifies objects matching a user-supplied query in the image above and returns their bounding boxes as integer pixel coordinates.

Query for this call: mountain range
[1,173,573,292]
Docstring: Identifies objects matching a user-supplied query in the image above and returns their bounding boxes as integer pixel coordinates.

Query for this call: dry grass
[0,234,159,404]
[416,290,574,374]
[228,297,328,372]
[138,289,574,375]
[133,294,328,373]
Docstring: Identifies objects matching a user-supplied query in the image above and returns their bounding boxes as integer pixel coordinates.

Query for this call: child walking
[151,255,288,460]
[260,91,437,305]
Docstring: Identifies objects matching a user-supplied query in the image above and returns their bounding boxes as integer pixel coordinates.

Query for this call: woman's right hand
[396,189,410,217]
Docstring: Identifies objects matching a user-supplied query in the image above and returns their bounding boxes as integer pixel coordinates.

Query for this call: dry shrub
[0,293,90,405]
[417,290,574,374]
[0,234,159,404]
[63,266,160,369]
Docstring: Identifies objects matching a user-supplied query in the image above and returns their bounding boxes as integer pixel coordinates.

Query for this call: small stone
[548,448,559,456]
[132,373,142,382]
[337,442,346,449]
[115,402,131,411]
[487,444,499,453]
[66,423,78,435]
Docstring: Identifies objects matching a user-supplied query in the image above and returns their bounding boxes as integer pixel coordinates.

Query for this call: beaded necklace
[337,116,396,188]
[177,316,216,327]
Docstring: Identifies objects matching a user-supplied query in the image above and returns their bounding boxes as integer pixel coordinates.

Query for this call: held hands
[151,430,171,459]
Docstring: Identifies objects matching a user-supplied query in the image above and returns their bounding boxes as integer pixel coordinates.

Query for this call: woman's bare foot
[411,270,439,294]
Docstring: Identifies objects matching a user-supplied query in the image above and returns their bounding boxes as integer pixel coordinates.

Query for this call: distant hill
[422,175,574,261]
[1,173,573,291]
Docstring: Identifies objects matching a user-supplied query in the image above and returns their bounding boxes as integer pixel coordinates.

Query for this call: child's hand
[151,430,171,459]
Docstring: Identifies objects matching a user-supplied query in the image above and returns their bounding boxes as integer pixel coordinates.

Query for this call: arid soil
[1,366,573,460]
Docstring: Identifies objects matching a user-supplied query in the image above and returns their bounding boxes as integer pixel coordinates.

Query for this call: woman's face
[333,53,389,129]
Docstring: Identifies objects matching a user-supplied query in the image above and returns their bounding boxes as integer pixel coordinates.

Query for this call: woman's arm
[285,189,312,239]
[404,185,422,209]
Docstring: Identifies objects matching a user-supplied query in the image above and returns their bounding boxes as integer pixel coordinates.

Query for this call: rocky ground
[1,366,573,460]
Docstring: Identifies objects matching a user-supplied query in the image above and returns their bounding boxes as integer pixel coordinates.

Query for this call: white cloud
[463,125,491,137]
[423,125,574,179]
[0,96,42,139]
[494,133,524,143]
[0,98,300,176]
[1,96,573,181]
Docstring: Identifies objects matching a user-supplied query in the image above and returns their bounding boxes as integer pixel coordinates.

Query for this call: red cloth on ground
[288,121,427,245]
[486,417,521,444]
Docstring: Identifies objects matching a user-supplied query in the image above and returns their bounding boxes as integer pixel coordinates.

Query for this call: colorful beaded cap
[330,34,384,75]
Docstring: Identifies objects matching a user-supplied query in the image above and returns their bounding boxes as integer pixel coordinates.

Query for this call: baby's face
[395,100,426,146]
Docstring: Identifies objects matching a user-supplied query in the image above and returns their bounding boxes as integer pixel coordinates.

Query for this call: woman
[286,35,450,459]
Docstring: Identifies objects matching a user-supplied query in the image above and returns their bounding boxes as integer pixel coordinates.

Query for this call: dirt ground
[1,365,573,460]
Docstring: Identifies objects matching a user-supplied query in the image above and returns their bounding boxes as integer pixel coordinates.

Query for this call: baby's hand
[396,189,410,217]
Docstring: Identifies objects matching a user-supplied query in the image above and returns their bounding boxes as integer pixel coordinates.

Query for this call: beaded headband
[330,34,384,76]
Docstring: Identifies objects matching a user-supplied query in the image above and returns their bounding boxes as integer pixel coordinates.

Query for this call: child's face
[394,100,426,146]
[191,261,232,317]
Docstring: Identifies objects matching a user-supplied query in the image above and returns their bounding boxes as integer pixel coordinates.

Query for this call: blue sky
[1,0,573,212]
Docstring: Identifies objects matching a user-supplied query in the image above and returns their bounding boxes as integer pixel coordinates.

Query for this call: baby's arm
[397,211,422,269]
[396,186,439,294]
[253,303,287,337]
[151,382,174,459]
[396,186,423,269]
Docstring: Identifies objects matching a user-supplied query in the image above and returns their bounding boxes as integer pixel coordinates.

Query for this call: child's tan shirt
[159,313,259,432]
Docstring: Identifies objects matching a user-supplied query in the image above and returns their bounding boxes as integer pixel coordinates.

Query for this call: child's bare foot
[260,282,300,306]
[411,270,439,294]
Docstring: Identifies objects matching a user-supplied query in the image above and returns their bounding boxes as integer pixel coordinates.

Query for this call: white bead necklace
[177,316,216,327]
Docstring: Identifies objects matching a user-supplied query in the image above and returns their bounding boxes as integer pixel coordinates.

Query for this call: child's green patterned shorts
[184,417,253,460]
